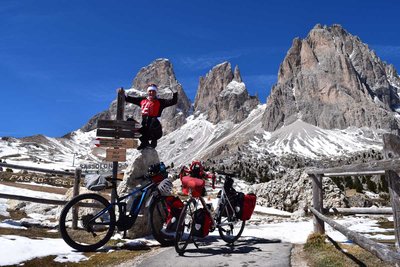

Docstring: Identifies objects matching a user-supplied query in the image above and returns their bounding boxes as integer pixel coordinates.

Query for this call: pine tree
[354,177,363,193]
[345,176,353,189]
[366,177,377,193]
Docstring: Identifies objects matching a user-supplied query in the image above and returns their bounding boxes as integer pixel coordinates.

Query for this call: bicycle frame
[186,186,237,231]
[87,179,157,228]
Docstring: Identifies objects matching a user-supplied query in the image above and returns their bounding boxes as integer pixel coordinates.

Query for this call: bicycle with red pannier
[174,170,257,255]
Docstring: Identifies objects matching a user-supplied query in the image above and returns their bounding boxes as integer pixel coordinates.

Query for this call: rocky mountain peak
[234,65,242,82]
[128,58,192,133]
[263,24,400,132]
[80,59,191,134]
[194,62,259,123]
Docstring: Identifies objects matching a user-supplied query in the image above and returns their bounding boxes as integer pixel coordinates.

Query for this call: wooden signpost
[106,148,127,162]
[95,88,140,202]
[97,138,138,149]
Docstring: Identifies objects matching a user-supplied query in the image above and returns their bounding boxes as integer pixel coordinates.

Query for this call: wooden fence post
[383,133,400,252]
[311,174,325,234]
[110,88,125,203]
[72,167,82,229]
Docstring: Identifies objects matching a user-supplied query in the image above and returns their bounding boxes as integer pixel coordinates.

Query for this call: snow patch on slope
[259,119,384,158]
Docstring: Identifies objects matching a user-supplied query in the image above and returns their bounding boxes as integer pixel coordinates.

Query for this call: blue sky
[1,0,400,137]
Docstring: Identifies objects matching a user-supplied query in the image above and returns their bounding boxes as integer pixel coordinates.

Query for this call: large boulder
[117,149,160,239]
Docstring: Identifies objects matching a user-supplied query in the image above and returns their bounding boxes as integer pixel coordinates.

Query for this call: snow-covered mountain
[1,24,398,175]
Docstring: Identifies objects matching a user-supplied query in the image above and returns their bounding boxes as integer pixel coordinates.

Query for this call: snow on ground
[0,182,395,265]
[0,235,88,266]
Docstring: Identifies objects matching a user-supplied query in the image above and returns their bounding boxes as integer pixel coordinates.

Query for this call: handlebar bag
[181,176,205,197]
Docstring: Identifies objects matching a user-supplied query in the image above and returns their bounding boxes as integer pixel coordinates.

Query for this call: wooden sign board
[106,148,127,162]
[96,129,140,139]
[97,119,140,130]
[98,138,138,149]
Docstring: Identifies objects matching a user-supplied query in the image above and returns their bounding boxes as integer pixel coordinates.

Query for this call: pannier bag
[165,196,184,231]
[84,174,109,191]
[236,193,257,221]
[181,176,205,197]
[192,208,212,238]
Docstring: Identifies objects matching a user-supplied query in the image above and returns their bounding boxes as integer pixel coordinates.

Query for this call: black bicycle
[59,162,174,251]
[175,174,245,255]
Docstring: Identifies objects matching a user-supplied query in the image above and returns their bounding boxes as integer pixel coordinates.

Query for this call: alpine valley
[2,24,400,212]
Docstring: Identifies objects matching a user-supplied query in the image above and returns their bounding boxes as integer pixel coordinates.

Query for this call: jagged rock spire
[262,24,400,131]
[194,62,259,123]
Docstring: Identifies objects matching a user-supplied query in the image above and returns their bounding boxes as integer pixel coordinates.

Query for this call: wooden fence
[0,162,82,206]
[307,133,400,265]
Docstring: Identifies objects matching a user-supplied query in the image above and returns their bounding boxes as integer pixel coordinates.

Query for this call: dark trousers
[139,116,162,145]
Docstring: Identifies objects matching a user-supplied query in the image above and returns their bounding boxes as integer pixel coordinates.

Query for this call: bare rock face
[80,59,191,134]
[117,149,160,239]
[194,62,259,123]
[262,24,400,132]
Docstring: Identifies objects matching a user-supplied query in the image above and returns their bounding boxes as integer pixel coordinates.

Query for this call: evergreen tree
[366,177,377,193]
[354,177,363,193]
[380,175,389,193]
[345,176,353,189]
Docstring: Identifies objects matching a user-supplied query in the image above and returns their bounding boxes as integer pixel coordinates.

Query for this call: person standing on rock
[118,84,178,150]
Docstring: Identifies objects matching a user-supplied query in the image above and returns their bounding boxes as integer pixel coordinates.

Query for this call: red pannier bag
[165,196,184,231]
[181,176,205,197]
[240,193,257,221]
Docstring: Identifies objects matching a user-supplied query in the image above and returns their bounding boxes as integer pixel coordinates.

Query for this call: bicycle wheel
[149,195,174,246]
[217,201,245,244]
[59,193,116,252]
[175,199,195,255]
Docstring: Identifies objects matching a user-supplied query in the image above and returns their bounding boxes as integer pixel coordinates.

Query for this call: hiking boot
[150,140,157,148]
[137,142,149,150]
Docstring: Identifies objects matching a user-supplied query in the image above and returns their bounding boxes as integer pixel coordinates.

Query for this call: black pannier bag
[192,208,212,238]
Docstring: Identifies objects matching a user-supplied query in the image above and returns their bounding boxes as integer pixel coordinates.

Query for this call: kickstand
[123,230,127,239]
[192,238,199,249]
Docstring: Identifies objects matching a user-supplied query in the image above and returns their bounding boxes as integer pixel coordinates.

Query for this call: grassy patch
[18,249,147,267]
[303,233,392,267]
[0,226,60,239]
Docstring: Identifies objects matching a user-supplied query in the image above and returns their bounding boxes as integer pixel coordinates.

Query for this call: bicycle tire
[59,193,116,252]
[217,201,245,244]
[174,199,194,255]
[149,195,174,246]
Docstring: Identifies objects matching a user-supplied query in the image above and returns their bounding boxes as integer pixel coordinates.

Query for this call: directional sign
[96,129,140,139]
[96,138,138,148]
[96,119,141,139]
[97,119,140,130]
[105,148,127,162]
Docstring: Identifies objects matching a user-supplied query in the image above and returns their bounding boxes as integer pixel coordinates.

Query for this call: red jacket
[125,92,178,117]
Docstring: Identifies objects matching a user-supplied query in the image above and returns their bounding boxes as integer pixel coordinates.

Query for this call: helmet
[158,178,173,196]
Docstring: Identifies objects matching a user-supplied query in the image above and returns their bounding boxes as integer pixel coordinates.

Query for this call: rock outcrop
[194,62,259,124]
[80,59,191,134]
[248,168,347,213]
[262,24,400,132]
[117,149,160,239]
